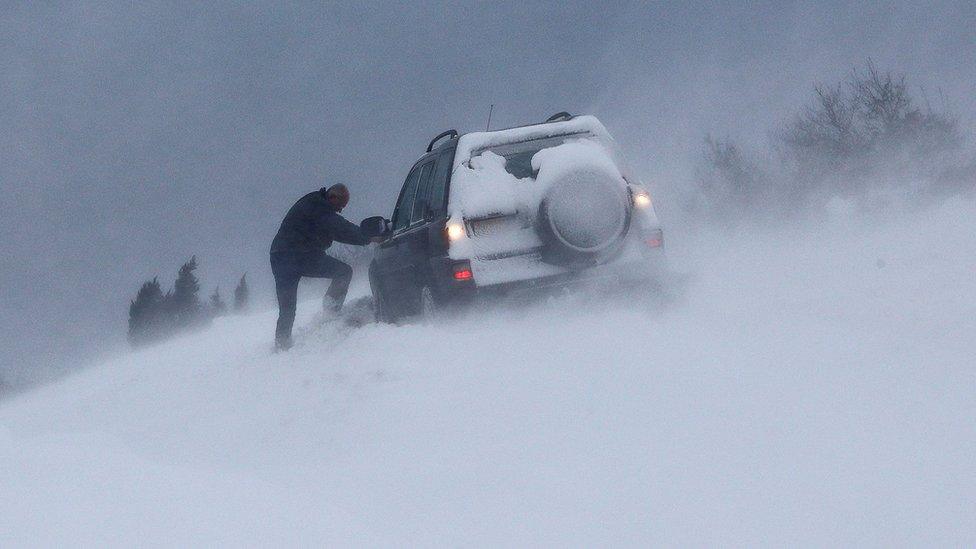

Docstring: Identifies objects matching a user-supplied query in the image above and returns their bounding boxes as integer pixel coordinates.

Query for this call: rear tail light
[446,222,466,241]
[646,229,663,248]
[633,191,652,209]
[629,184,653,209]
[452,261,474,281]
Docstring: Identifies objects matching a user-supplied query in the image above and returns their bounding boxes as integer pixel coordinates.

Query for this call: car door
[371,162,421,312]
[418,145,456,281]
[426,145,454,225]
[374,158,435,316]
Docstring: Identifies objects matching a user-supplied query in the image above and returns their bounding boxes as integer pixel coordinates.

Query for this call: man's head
[325,184,350,212]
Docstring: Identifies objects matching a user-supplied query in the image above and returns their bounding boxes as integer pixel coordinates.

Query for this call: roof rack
[426,129,458,152]
[545,111,573,123]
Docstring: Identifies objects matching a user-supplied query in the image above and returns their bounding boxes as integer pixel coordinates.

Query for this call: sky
[2,1,974,387]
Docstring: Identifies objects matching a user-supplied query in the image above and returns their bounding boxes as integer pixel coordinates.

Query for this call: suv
[368,112,664,321]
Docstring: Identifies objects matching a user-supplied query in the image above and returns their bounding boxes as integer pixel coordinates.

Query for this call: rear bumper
[493,254,664,295]
[437,249,666,301]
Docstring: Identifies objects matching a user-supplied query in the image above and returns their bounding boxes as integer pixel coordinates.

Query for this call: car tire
[419,285,438,323]
[373,288,392,324]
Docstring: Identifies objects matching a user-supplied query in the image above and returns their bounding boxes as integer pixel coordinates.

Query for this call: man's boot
[322,294,342,314]
[274,335,293,353]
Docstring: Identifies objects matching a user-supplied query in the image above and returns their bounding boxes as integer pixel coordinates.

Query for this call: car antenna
[485,104,494,131]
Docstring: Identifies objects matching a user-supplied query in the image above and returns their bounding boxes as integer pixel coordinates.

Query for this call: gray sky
[2,1,974,386]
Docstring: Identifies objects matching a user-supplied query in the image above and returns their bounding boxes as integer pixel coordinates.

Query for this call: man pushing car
[270,183,385,351]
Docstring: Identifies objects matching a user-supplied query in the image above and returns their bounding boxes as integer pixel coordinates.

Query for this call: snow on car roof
[453,115,612,171]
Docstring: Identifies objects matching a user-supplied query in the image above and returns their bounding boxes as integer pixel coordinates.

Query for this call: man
[270,184,380,351]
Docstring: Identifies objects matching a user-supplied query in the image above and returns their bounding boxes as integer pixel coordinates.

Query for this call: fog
[1,4,974,385]
[2,3,976,543]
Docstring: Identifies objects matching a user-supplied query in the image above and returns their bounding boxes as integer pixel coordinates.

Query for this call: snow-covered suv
[368,112,665,321]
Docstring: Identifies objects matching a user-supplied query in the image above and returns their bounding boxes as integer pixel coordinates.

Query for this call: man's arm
[325,213,370,246]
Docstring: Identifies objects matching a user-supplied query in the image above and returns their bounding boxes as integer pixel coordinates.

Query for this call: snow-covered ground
[2,198,975,546]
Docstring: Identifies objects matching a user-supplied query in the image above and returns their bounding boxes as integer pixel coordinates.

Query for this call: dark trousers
[270,251,353,345]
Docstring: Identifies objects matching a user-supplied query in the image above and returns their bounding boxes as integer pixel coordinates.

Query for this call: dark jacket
[270,189,369,254]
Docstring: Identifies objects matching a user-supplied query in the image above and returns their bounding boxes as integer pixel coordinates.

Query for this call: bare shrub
[694,61,971,224]
[781,60,962,199]
[693,135,773,222]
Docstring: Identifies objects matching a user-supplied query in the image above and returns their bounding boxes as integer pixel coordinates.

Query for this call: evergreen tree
[172,256,203,327]
[233,273,249,313]
[210,286,227,317]
[160,289,177,332]
[128,277,165,345]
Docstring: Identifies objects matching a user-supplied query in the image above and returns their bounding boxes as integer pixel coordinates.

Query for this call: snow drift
[1,198,974,546]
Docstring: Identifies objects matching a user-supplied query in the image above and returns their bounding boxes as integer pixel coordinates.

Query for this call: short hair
[326,184,349,200]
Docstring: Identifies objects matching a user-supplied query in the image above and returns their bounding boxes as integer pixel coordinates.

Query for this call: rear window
[475,133,590,179]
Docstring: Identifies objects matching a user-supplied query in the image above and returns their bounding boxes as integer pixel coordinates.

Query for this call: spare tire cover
[537,167,630,265]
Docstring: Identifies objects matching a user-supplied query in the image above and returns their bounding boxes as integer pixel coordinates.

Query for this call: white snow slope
[2,198,975,546]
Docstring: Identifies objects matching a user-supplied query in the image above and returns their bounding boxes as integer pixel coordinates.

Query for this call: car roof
[453,115,610,169]
[424,113,604,157]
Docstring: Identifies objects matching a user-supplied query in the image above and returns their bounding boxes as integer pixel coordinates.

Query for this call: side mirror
[360,216,391,238]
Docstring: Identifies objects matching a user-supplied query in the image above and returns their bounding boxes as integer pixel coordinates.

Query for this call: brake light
[453,268,473,281]
[646,229,663,248]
